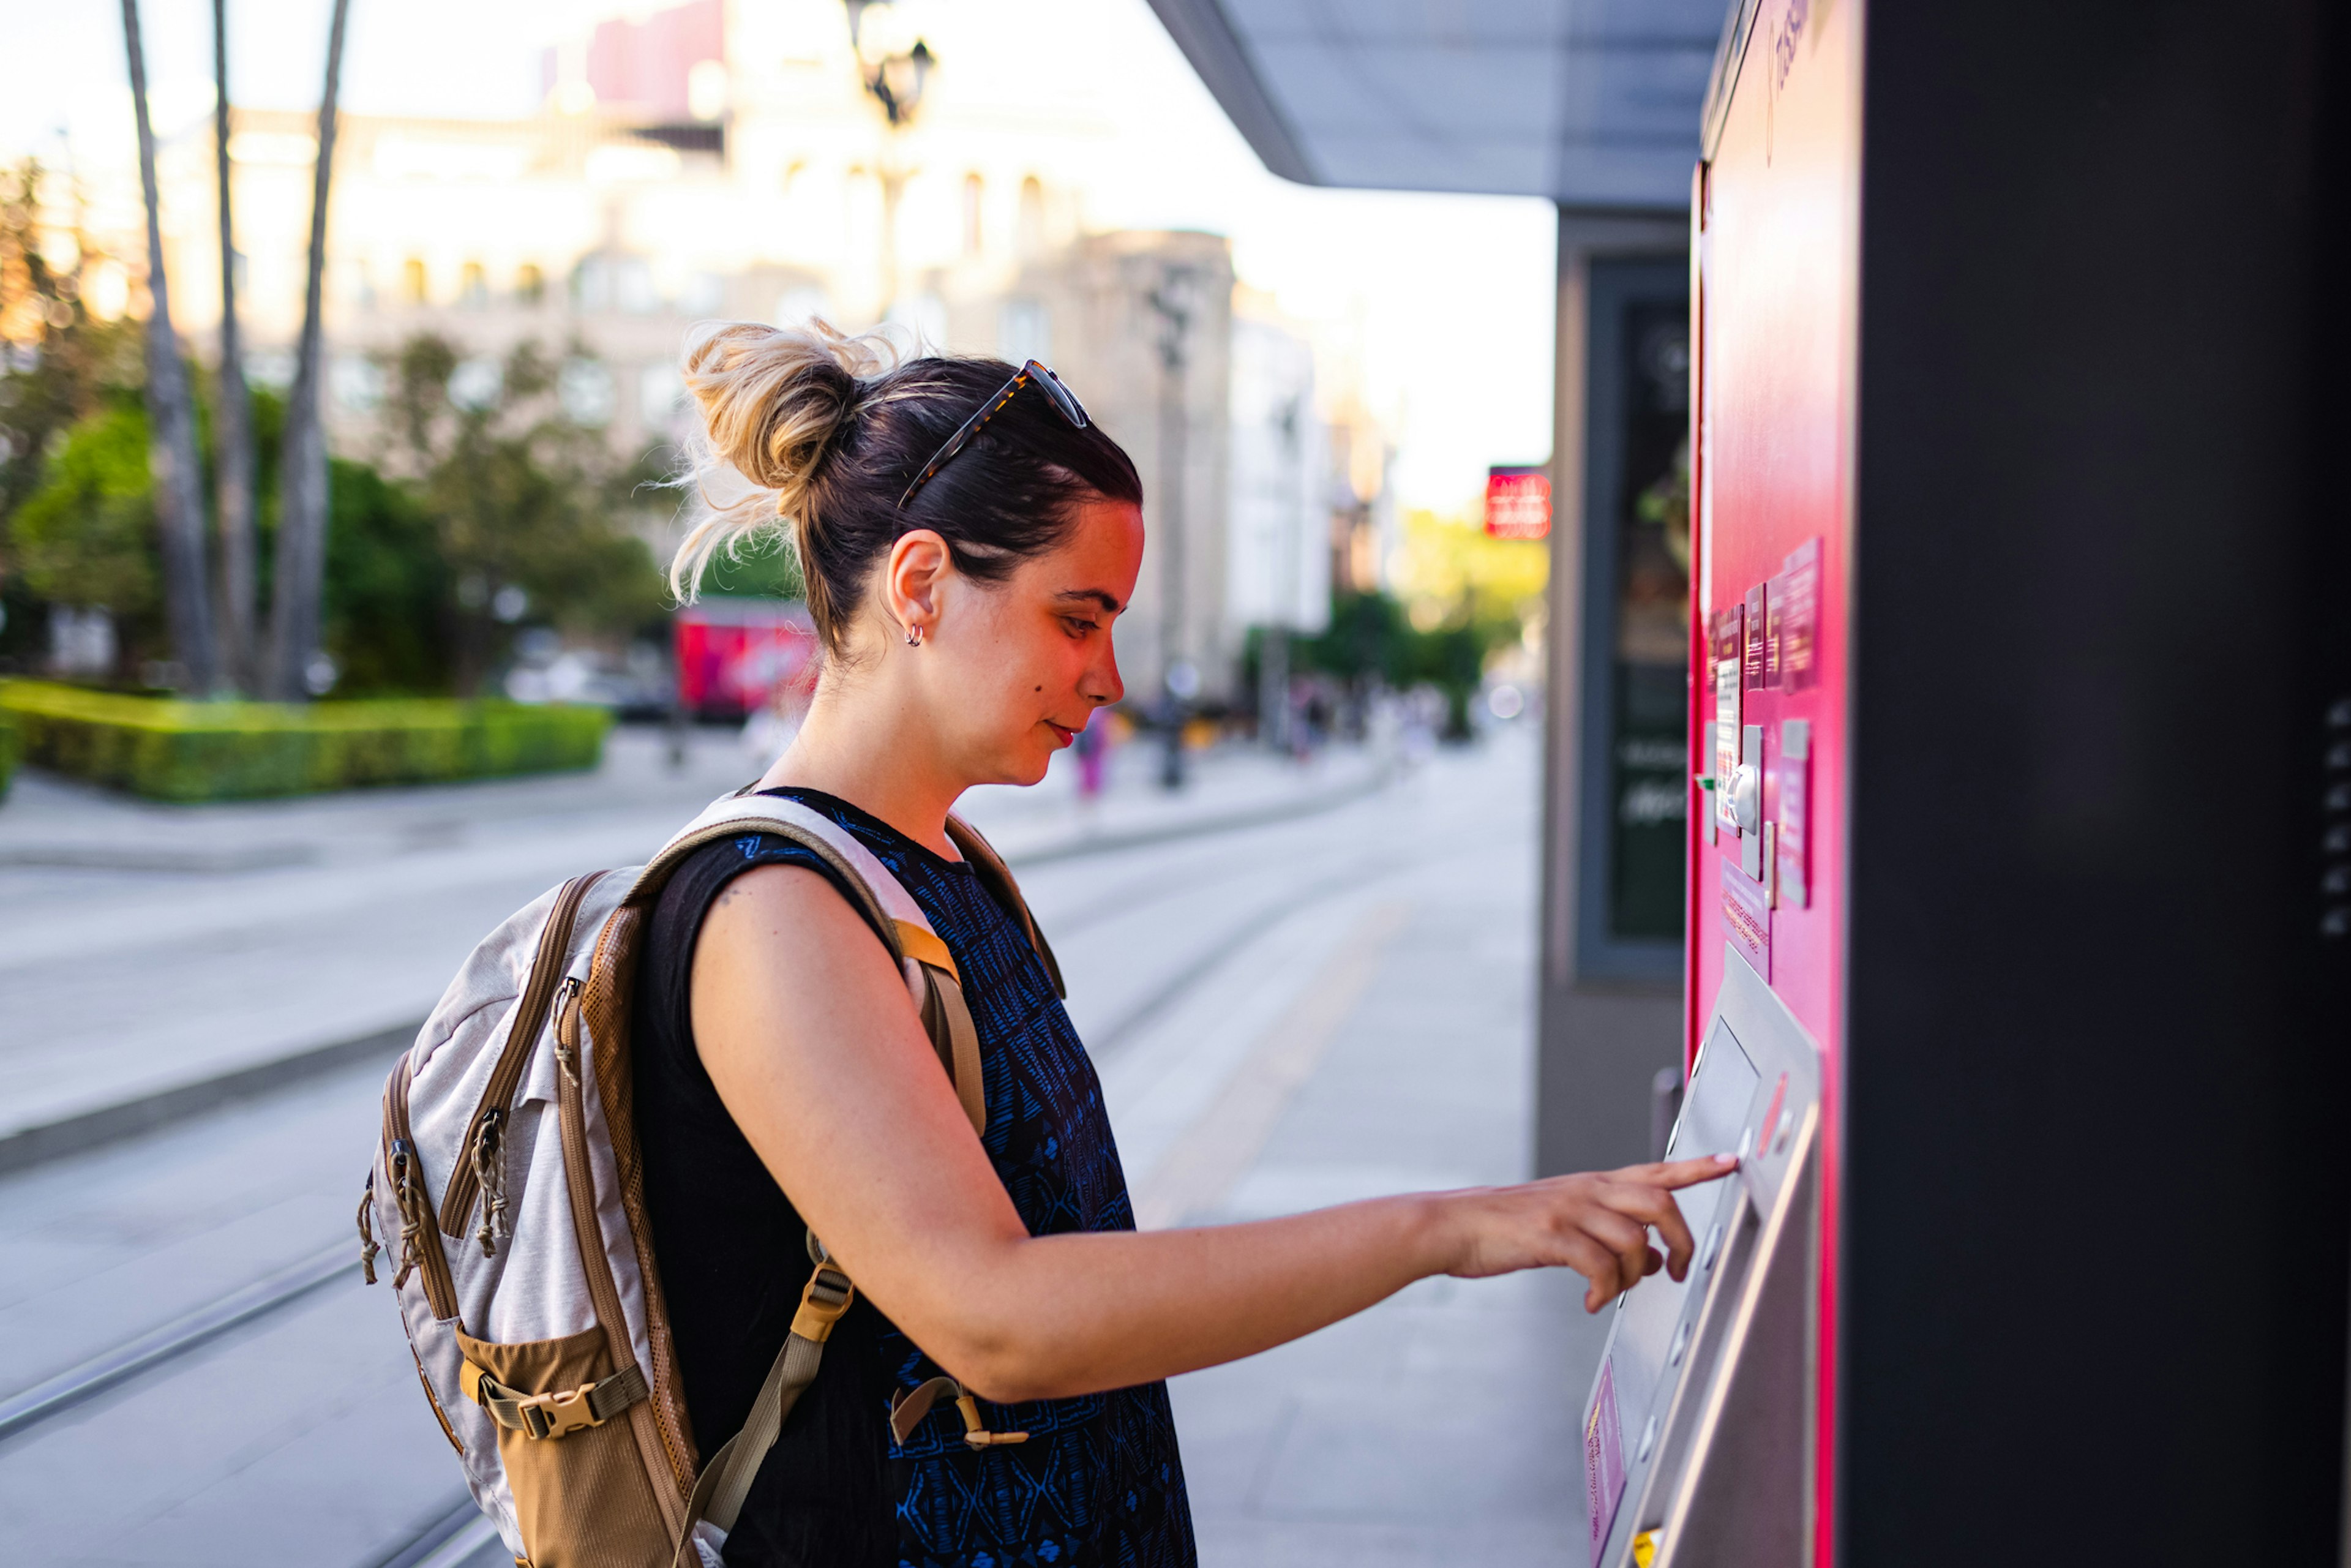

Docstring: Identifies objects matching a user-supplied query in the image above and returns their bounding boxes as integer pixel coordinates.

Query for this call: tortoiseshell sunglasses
[897,359,1090,509]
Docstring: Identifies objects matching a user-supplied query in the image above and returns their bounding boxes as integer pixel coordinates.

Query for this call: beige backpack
[362,793,1062,1567]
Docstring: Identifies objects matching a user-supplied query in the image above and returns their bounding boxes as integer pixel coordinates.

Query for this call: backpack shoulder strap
[631,793,987,1137]
[944,812,1065,1000]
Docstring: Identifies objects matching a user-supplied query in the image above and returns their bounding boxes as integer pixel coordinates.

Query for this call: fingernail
[1715,1152,1738,1165]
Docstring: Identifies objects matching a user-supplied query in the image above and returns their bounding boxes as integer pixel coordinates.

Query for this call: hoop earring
[905,623,924,648]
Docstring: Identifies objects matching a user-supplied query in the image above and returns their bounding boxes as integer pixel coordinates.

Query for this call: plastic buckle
[790,1266,857,1343]
[954,1393,1028,1448]
[517,1381,604,1439]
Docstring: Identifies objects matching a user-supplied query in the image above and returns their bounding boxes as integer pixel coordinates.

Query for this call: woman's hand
[1436,1155,1741,1311]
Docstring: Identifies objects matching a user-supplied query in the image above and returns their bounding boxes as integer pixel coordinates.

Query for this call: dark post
[1148,264,1193,789]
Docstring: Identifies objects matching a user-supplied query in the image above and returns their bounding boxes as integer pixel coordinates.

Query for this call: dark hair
[672,320,1141,654]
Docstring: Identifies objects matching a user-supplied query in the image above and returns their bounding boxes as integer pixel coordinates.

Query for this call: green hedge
[0,709,17,802]
[0,680,613,801]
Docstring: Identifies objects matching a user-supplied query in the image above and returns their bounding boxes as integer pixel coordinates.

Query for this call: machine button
[1637,1412,1659,1462]
[1668,1319,1692,1367]
[1700,1222,1723,1272]
[1729,763,1761,833]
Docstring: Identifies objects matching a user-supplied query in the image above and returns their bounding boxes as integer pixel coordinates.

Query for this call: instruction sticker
[1723,868,1772,980]
[1776,721,1810,909]
[1713,661,1742,832]
[1585,1359,1628,1566]
[1742,583,1768,691]
[1775,539,1820,691]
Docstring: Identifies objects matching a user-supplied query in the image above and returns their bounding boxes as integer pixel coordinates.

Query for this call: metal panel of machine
[1582,951,1820,1568]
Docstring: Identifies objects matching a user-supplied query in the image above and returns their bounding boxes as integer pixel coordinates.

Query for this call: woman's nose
[1090,648,1125,707]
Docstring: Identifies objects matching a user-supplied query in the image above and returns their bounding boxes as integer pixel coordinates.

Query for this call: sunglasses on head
[898,359,1090,509]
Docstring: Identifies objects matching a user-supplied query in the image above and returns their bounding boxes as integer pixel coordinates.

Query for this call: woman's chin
[983,749,1054,789]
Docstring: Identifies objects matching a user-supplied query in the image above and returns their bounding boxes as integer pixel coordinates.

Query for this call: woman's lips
[1046,722,1076,746]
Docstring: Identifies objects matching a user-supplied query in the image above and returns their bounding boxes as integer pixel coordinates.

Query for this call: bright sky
[1,0,1558,511]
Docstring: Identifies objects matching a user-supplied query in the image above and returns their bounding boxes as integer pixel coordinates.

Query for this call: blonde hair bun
[669,318,898,602]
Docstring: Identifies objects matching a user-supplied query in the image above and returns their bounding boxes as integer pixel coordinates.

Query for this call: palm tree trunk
[121,0,219,694]
[211,0,256,691]
[264,0,350,700]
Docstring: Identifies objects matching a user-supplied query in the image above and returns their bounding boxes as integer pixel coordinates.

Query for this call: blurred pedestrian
[1073,703,1110,802]
[642,319,1736,1568]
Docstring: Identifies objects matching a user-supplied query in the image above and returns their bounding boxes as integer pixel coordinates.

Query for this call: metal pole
[1148,267,1192,789]
[1260,625,1288,752]
[1265,392,1303,752]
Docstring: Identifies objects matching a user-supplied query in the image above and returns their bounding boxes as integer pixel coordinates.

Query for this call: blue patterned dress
[634,787,1196,1568]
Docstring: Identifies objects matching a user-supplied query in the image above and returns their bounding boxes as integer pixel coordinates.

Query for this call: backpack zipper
[555,975,688,1538]
[376,1048,460,1319]
[437,871,607,1244]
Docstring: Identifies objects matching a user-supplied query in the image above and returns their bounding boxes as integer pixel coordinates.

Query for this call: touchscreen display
[1583,1021,1757,1561]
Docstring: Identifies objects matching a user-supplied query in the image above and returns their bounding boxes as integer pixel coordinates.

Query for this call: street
[0,723,1602,1567]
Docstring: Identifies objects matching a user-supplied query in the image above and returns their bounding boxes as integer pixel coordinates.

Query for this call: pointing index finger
[1640,1153,1741,1190]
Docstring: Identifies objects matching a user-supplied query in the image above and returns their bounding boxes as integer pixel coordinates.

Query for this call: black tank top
[632,789,1196,1568]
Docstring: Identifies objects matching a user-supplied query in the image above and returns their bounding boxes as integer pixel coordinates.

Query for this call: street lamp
[845,1,934,126]
[842,2,934,322]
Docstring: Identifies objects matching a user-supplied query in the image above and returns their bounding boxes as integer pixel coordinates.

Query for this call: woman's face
[925,496,1144,787]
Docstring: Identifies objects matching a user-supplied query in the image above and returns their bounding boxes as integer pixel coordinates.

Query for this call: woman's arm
[693,864,1734,1405]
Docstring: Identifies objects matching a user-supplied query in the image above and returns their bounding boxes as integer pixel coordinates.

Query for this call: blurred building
[105,0,1396,707]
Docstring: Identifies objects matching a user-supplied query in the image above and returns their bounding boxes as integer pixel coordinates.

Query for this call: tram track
[0,1241,358,1442]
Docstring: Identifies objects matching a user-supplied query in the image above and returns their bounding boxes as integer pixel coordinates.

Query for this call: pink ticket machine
[1579,0,1854,1555]
[1581,0,2351,1558]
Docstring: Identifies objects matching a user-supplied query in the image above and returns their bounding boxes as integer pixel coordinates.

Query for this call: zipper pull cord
[357,1171,380,1286]
[472,1107,508,1258]
[553,975,585,1085]
[389,1141,426,1290]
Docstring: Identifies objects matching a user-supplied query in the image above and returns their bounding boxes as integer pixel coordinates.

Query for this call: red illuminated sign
[1485,465,1552,539]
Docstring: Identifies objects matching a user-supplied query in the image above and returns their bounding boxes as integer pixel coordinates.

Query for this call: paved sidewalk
[1104,730,1608,1564]
[0,724,1385,1162]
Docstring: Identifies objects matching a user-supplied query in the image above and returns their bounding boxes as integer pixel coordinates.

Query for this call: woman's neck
[754,675,964,858]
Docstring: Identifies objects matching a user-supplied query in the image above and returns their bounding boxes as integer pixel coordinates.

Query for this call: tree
[12,388,465,695]
[381,334,661,694]
[209,0,257,689]
[264,0,351,699]
[120,0,219,692]
[11,401,162,632]
[0,158,145,667]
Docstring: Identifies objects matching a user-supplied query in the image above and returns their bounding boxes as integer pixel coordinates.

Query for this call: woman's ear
[885,530,953,642]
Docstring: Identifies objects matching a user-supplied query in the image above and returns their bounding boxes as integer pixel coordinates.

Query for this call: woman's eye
[1063,617,1097,637]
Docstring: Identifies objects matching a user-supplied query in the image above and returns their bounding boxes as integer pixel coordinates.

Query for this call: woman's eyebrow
[1055,589,1124,614]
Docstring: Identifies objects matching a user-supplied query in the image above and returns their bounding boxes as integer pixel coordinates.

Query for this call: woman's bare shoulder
[694,859,900,999]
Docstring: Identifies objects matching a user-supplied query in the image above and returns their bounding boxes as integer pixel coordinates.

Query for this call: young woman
[636,321,1734,1568]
